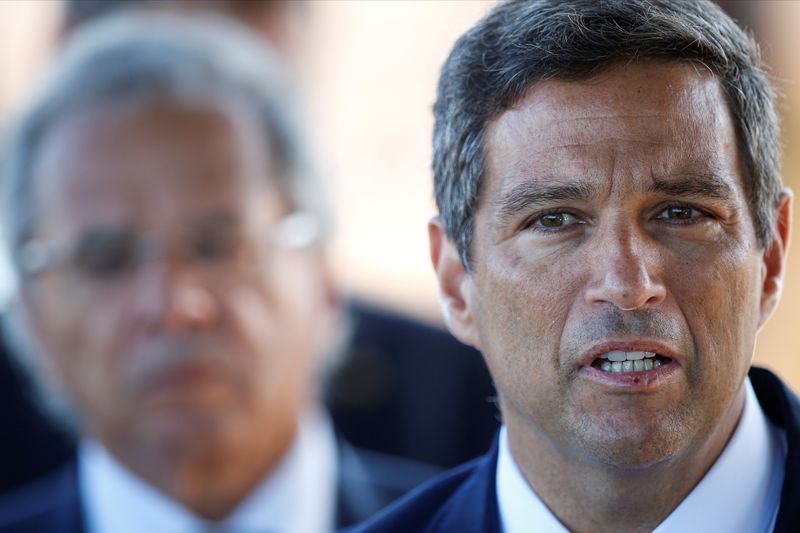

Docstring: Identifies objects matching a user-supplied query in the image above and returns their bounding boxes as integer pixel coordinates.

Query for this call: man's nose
[583,225,667,311]
[133,259,220,331]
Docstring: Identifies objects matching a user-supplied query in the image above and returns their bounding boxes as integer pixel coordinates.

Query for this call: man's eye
[192,232,238,261]
[73,231,138,279]
[535,212,580,229]
[657,206,702,222]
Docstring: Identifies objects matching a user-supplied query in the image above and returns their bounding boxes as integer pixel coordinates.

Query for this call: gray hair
[3,10,328,269]
[434,0,782,269]
[1,11,329,430]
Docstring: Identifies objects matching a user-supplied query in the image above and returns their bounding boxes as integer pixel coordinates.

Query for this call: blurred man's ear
[759,189,793,328]
[429,217,481,349]
[318,257,343,336]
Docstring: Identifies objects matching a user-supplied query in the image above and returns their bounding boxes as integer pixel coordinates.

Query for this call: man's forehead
[485,63,736,173]
[41,95,265,159]
[30,96,283,235]
[43,98,267,178]
[478,61,748,221]
[496,62,725,139]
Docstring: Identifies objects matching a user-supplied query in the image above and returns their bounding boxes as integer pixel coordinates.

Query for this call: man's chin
[574,412,688,470]
[143,380,234,405]
[586,431,681,470]
[589,439,680,471]
[134,394,243,449]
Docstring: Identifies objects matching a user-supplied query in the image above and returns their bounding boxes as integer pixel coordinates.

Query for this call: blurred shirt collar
[496,377,787,533]
[79,408,338,533]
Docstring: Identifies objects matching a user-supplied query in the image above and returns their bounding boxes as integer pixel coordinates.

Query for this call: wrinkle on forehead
[554,114,665,121]
[556,139,670,149]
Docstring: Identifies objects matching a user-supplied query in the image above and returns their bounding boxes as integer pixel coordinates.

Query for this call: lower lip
[579,360,680,389]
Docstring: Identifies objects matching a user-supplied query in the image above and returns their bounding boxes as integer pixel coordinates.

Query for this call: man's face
[23,97,334,458]
[434,62,789,467]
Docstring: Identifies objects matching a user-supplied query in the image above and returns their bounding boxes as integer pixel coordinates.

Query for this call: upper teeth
[600,351,657,362]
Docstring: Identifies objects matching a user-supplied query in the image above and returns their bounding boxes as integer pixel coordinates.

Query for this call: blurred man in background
[62,0,501,470]
[0,13,434,532]
[0,0,499,495]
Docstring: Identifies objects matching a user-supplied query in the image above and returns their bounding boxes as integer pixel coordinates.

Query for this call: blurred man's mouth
[126,336,234,397]
[145,360,220,390]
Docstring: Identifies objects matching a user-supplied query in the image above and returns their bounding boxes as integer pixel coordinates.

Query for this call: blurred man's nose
[134,258,221,332]
[583,223,667,311]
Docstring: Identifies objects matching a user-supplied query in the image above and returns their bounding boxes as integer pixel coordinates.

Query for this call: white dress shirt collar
[79,408,339,533]
[497,378,787,533]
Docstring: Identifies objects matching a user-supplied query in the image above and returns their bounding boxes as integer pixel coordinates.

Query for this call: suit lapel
[336,437,444,529]
[429,437,502,533]
[0,459,84,532]
[336,438,387,528]
[750,367,800,532]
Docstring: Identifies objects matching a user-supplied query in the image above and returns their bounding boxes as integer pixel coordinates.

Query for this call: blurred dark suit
[0,324,73,494]
[328,300,499,469]
[0,435,439,531]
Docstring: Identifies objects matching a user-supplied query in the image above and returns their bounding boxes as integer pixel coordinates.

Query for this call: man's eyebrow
[491,173,739,224]
[648,174,737,201]
[493,179,598,223]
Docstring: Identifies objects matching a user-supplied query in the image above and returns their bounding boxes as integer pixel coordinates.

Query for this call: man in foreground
[0,12,431,532]
[354,0,798,531]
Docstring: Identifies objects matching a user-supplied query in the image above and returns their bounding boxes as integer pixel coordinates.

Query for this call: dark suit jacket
[0,436,439,532]
[348,367,800,533]
[0,337,73,494]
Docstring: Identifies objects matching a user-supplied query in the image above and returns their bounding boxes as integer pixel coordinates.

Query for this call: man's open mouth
[590,351,673,373]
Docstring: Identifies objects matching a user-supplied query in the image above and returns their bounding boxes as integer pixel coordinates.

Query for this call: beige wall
[302,1,494,320]
[0,0,798,388]
[0,1,60,116]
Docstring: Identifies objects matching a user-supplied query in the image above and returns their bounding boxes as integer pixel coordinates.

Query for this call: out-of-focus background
[0,0,797,386]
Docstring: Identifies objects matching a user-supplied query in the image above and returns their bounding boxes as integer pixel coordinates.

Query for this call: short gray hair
[3,11,327,269]
[434,0,782,269]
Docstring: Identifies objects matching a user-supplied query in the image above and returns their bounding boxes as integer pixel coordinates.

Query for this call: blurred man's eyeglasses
[17,211,320,282]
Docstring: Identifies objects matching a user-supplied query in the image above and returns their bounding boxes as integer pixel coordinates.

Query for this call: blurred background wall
[0,0,797,387]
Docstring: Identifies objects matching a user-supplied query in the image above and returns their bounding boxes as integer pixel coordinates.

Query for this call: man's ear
[429,217,481,349]
[759,189,792,328]
[308,254,344,358]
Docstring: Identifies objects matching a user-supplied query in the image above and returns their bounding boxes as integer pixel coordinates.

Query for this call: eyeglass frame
[15,211,321,283]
